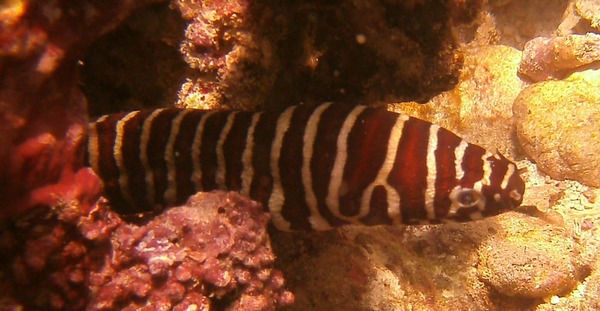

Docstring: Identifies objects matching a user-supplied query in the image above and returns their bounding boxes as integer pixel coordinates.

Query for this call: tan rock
[477,213,577,298]
[576,0,600,30]
[513,69,600,187]
[583,260,600,310]
[272,223,500,310]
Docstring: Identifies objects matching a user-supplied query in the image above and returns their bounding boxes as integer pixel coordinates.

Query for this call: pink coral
[89,191,293,310]
[0,194,119,310]
[0,0,161,218]
[0,191,293,310]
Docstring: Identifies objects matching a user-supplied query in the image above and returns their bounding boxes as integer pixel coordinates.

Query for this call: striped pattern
[87,104,525,231]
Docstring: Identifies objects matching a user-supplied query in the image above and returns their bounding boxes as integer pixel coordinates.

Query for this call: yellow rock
[513,69,600,187]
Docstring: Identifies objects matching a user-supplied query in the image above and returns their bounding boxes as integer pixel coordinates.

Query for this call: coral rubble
[391,44,525,159]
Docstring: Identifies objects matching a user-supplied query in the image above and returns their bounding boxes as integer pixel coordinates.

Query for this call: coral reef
[3,0,600,310]
[0,191,293,310]
[89,191,293,310]
[0,184,118,310]
[80,2,189,117]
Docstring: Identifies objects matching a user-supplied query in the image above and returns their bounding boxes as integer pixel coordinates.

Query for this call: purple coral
[1,191,293,310]
[89,191,293,310]
[0,189,119,310]
[519,34,600,81]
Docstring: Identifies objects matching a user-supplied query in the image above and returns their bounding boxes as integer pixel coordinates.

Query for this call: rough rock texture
[170,0,483,111]
[582,260,600,310]
[513,69,600,187]
[488,0,568,48]
[519,34,600,82]
[89,191,293,310]
[524,178,600,311]
[477,213,578,298]
[271,213,580,310]
[575,0,600,30]
[390,44,525,158]
[273,223,502,310]
[0,191,293,310]
[0,178,115,310]
[557,0,600,35]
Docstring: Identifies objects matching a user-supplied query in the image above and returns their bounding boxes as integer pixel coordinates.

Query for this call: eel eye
[454,188,482,208]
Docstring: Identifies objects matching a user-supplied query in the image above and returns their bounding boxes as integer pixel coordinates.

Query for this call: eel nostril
[509,189,522,202]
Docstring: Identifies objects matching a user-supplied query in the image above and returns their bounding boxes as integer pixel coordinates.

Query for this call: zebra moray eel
[87,103,525,231]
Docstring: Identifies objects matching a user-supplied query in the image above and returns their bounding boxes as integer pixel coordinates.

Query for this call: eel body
[87,103,525,231]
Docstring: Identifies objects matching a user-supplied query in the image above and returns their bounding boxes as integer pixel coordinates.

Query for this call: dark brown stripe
[120,110,154,210]
[480,154,513,218]
[198,111,230,190]
[146,109,181,207]
[278,105,319,230]
[460,144,486,188]
[93,114,127,210]
[341,107,397,220]
[172,110,206,203]
[433,127,462,219]
[311,104,357,226]
[486,155,508,191]
[388,117,431,224]
[94,115,119,182]
[222,111,253,191]
[248,110,279,205]
[359,185,393,225]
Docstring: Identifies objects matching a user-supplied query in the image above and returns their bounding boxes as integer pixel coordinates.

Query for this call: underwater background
[1,0,599,310]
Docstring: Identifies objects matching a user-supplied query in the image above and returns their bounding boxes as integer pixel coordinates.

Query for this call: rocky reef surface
[1,0,600,310]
